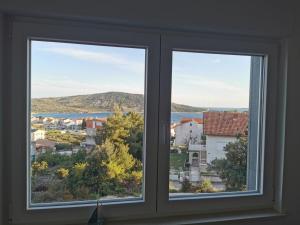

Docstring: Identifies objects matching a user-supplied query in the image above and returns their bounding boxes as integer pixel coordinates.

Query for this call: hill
[31,92,207,113]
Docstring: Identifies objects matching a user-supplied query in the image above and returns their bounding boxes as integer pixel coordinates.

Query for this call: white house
[174,118,203,146]
[31,129,46,141]
[203,111,248,164]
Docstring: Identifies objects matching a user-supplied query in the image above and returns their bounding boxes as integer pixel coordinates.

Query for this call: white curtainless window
[9,20,284,225]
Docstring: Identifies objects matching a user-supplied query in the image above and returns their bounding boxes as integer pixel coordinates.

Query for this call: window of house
[10,21,282,224]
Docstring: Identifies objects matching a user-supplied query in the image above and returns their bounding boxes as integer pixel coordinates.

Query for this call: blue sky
[31,41,250,108]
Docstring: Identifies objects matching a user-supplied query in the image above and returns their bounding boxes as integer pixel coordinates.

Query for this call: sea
[33,108,247,124]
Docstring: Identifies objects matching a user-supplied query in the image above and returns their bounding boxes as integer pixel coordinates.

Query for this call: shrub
[181,178,192,192]
[197,179,215,193]
[56,168,69,179]
[32,161,48,175]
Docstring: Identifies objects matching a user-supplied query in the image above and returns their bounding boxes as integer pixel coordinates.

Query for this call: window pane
[30,40,146,206]
[169,51,263,198]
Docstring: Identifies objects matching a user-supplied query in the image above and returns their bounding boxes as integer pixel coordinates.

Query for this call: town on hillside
[30,110,248,203]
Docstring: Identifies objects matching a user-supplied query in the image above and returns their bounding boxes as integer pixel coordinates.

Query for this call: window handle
[161,121,167,145]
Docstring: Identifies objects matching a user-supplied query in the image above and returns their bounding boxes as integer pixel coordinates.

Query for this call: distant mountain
[31,92,207,113]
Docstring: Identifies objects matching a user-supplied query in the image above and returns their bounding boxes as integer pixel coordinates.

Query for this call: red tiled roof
[203,112,248,137]
[180,118,203,124]
[86,118,106,129]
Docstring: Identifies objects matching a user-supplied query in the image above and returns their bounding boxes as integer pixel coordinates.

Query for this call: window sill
[106,209,286,225]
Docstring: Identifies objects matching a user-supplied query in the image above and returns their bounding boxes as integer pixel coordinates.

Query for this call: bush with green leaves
[210,136,247,191]
[37,151,71,167]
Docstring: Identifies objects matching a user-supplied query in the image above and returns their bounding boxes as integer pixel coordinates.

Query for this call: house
[35,139,56,156]
[203,111,248,163]
[34,139,56,157]
[83,118,107,147]
[174,118,203,146]
[31,129,45,141]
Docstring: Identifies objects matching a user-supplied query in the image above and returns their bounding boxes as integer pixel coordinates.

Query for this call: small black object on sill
[88,200,105,225]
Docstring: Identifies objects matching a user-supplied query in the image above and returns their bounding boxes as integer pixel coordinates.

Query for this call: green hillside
[31,92,206,113]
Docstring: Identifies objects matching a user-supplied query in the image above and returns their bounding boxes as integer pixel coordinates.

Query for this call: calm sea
[32,108,247,123]
[32,112,203,123]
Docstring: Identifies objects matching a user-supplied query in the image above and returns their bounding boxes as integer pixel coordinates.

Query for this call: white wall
[206,136,237,163]
[31,130,45,141]
[0,1,300,225]
[175,122,203,146]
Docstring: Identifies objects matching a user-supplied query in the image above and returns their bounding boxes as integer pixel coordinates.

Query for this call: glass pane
[30,40,146,206]
[169,51,262,198]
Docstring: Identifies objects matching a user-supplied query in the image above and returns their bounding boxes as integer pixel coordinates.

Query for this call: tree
[210,136,247,191]
[96,106,144,160]
[125,111,144,160]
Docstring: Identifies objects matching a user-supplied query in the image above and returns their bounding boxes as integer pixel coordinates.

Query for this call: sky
[31,40,251,108]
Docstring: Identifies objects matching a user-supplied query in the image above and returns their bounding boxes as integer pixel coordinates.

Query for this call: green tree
[96,106,144,160]
[125,111,144,160]
[210,136,248,191]
[101,139,136,181]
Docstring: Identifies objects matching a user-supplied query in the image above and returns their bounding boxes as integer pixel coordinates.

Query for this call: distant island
[31,92,207,113]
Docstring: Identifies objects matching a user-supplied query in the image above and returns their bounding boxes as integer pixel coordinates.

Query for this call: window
[168,51,260,197]
[157,35,279,215]
[200,151,207,165]
[10,21,283,224]
[29,40,146,206]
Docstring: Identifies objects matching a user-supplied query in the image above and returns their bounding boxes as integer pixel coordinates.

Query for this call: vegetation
[179,177,216,193]
[31,92,207,113]
[32,161,48,175]
[181,178,193,192]
[170,152,188,170]
[46,130,85,145]
[210,136,248,191]
[96,107,144,160]
[31,107,144,203]
[196,179,215,193]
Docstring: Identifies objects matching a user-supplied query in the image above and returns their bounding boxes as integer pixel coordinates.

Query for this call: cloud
[172,73,249,107]
[173,73,244,92]
[39,46,145,74]
[31,77,144,98]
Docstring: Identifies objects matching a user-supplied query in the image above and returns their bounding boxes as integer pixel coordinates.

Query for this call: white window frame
[157,34,280,215]
[10,20,160,224]
[8,18,285,225]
